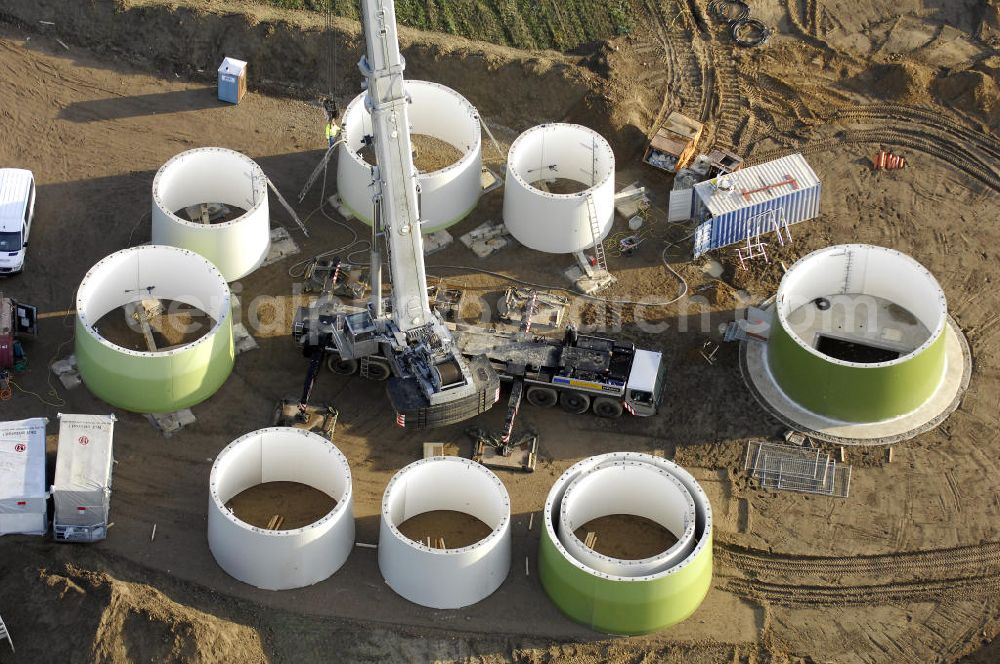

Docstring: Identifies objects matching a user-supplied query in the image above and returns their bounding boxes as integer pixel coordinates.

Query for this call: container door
[693,220,712,258]
[13,300,37,337]
[668,188,693,223]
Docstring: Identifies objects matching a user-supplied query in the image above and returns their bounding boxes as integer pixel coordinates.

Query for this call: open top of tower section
[151,147,271,282]
[747,245,971,436]
[338,81,482,233]
[503,123,616,255]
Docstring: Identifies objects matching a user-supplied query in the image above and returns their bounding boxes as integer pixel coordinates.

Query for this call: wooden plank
[123,301,158,352]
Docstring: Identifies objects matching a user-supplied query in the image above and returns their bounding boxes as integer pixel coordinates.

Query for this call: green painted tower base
[538,453,713,635]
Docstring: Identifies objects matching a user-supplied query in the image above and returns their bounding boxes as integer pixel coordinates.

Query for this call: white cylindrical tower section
[503,123,616,254]
[151,147,270,281]
[74,245,234,413]
[378,456,511,608]
[207,428,354,590]
[338,81,482,232]
[557,459,698,577]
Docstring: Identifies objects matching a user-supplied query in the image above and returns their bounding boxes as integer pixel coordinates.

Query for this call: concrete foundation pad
[564,265,616,295]
[460,221,510,258]
[232,323,258,354]
[260,227,301,268]
[146,409,197,437]
[423,230,453,255]
[740,314,971,445]
[327,194,355,221]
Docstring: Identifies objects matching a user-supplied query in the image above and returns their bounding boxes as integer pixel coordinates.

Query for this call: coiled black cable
[708,0,750,22]
[730,17,772,47]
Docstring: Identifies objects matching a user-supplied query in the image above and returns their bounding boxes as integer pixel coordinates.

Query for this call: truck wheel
[327,356,358,375]
[364,359,392,381]
[526,386,558,408]
[559,390,591,415]
[593,397,624,419]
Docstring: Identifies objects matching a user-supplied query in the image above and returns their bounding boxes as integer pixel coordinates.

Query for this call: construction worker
[325,118,341,148]
[322,96,341,148]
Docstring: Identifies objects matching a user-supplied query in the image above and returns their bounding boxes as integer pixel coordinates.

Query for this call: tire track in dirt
[636,0,704,134]
[719,540,1000,579]
[722,573,1000,606]
[745,104,1000,192]
[717,539,1000,606]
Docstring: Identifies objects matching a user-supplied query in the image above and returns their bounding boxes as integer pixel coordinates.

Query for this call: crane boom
[358,0,432,332]
[288,0,502,429]
[289,2,667,432]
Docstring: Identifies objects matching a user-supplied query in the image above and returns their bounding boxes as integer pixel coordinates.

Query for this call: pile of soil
[225,481,336,530]
[94,300,216,351]
[574,514,678,560]
[868,62,933,104]
[934,69,999,124]
[28,564,267,664]
[398,509,493,548]
[358,134,464,173]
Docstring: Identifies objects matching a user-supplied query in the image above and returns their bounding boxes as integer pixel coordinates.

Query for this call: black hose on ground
[708,0,750,23]
[730,18,772,47]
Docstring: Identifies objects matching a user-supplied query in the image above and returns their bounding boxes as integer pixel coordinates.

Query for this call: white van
[0,169,36,275]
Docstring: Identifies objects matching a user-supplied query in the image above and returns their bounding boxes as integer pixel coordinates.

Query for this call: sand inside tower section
[573,514,678,560]
[358,134,465,174]
[93,300,216,351]
[225,481,337,531]
[171,203,249,225]
[531,177,590,195]
[397,510,493,549]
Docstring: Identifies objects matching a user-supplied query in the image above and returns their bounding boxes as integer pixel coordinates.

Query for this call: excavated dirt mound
[934,69,1000,125]
[20,564,266,664]
[867,62,934,105]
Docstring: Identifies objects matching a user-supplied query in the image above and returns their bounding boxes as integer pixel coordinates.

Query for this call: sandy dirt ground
[0,0,999,662]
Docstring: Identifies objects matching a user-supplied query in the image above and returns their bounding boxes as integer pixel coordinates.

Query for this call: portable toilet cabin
[218,57,248,104]
[52,413,116,542]
[0,417,48,536]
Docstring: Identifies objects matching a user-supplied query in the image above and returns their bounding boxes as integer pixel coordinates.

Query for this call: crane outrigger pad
[272,398,338,440]
[471,429,538,473]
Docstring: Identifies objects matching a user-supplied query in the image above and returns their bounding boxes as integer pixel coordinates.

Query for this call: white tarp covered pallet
[0,417,48,536]
[52,413,115,542]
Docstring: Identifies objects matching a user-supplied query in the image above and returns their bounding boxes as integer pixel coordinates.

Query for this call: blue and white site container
[691,153,820,257]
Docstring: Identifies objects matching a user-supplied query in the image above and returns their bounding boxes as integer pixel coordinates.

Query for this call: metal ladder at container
[585,194,608,274]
